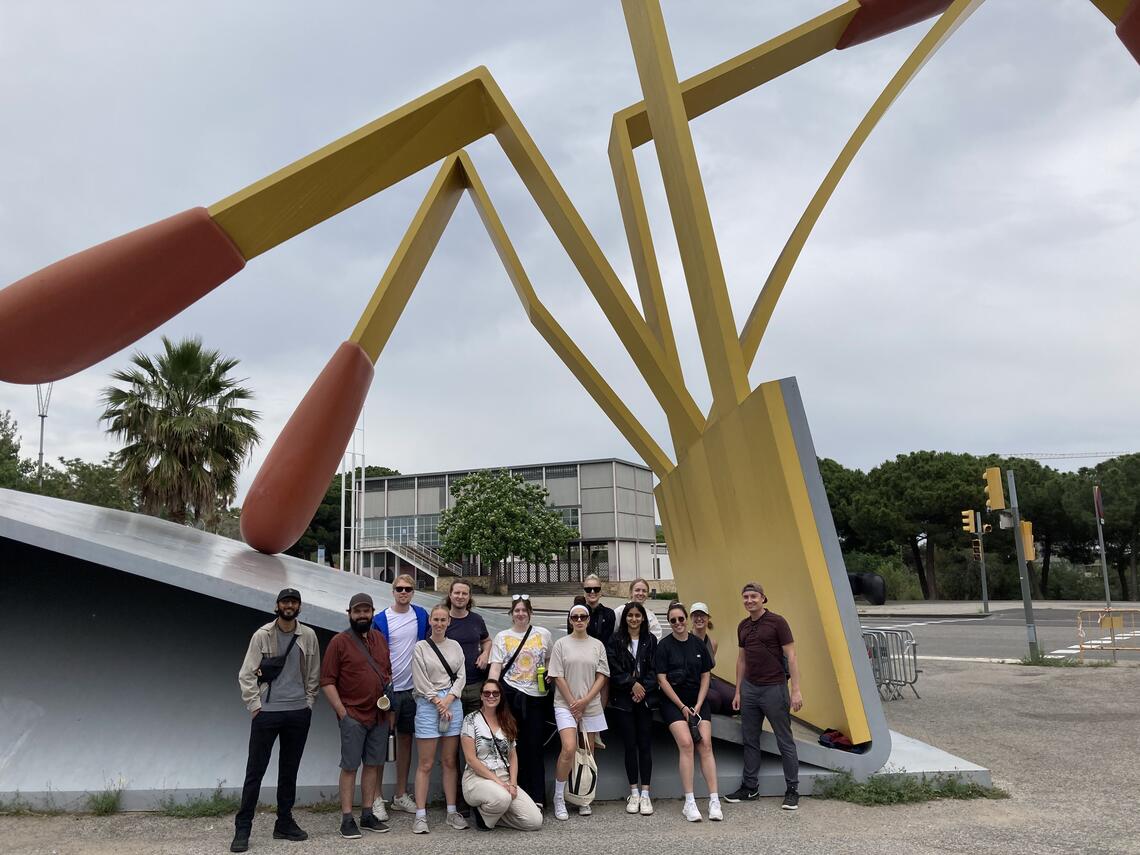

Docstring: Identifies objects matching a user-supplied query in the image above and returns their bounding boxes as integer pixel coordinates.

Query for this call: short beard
[351,617,372,634]
[275,606,300,621]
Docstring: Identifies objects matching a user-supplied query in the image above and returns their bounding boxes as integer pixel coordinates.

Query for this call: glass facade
[362,514,442,547]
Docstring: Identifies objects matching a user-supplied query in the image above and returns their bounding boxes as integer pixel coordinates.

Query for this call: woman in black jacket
[606,601,658,816]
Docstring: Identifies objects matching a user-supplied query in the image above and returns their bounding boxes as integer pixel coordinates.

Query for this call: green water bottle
[536,665,547,694]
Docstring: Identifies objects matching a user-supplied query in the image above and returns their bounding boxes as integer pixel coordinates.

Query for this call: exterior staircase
[360,536,463,580]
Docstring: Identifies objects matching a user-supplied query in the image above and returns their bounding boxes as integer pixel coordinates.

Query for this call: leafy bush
[815,770,1009,805]
[157,784,239,818]
[86,784,123,816]
[844,552,923,601]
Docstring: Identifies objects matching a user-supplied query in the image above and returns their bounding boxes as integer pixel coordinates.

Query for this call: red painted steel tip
[240,341,375,555]
[1119,1,1140,66]
[837,0,954,49]
[0,207,245,384]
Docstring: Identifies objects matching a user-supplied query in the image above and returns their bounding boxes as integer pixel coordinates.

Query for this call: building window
[418,475,445,489]
[388,477,415,491]
[553,506,580,530]
[513,467,543,482]
[546,464,576,479]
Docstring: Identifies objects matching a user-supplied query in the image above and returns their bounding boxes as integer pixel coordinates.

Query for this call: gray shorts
[338,714,389,771]
[390,689,417,734]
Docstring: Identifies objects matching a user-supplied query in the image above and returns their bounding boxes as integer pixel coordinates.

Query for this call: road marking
[862,617,989,630]
[915,655,1021,664]
[1045,629,1140,658]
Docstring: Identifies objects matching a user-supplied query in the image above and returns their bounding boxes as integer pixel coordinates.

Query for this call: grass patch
[815,770,1009,806]
[86,785,123,816]
[304,799,343,814]
[157,785,239,818]
[1018,655,1114,667]
[0,787,67,816]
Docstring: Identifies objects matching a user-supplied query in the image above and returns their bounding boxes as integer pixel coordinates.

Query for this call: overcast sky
[1,1,1137,501]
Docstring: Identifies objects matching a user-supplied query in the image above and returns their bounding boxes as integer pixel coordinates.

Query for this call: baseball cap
[276,588,301,603]
[349,592,374,610]
[690,601,710,615]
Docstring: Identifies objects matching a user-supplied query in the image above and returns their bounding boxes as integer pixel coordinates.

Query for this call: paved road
[862,606,1140,663]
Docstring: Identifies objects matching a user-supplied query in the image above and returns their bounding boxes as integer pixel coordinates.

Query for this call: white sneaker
[553,799,569,821]
[390,793,417,814]
[682,801,702,822]
[626,794,640,814]
[445,811,469,830]
[412,817,429,834]
[371,799,389,822]
[578,804,592,817]
[708,799,723,821]
[639,795,654,816]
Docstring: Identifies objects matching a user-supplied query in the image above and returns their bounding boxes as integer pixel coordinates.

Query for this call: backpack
[564,722,598,806]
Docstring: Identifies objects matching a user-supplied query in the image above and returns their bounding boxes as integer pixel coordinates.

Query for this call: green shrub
[843,551,923,601]
[157,784,239,818]
[86,785,123,816]
[815,770,1008,805]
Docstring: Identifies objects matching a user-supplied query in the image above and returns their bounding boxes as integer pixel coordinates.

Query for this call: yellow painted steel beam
[348,153,674,478]
[737,0,986,372]
[622,0,750,415]
[621,2,861,149]
[607,114,684,403]
[1091,0,1132,24]
[207,68,704,454]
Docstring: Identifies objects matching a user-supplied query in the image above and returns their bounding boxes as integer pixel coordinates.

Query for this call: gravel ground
[4,660,1138,855]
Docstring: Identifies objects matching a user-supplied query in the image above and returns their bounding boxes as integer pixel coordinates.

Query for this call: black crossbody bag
[427,638,460,692]
[498,627,533,715]
[256,633,299,702]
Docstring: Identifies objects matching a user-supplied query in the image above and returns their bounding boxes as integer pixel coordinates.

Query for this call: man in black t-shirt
[724,582,803,810]
[444,580,491,714]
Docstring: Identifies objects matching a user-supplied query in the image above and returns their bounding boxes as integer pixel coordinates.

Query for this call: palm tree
[100,336,260,527]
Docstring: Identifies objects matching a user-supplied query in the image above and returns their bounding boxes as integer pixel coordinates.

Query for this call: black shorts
[661,693,710,725]
[390,689,417,734]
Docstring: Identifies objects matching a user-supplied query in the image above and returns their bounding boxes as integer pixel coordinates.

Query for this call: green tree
[1084,455,1140,601]
[438,469,578,593]
[0,410,32,489]
[39,454,136,510]
[286,465,400,563]
[100,336,260,527]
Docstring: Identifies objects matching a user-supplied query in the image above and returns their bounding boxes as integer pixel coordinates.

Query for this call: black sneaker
[229,830,250,853]
[359,814,390,834]
[273,817,308,841]
[781,788,799,810]
[340,816,363,839]
[723,786,759,803]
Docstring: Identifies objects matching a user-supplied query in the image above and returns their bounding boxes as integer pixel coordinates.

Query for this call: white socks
[415,808,426,819]
[710,792,720,801]
[641,788,651,799]
[554,780,566,799]
[446,805,457,814]
[630,786,639,797]
[684,793,695,804]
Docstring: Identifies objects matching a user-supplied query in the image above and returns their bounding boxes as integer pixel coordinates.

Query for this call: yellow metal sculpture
[4,0,1138,769]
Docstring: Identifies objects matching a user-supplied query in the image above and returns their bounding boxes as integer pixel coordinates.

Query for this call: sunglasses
[583,586,601,594]
[481,690,501,698]
[569,614,589,622]
[393,586,413,593]
[668,616,688,625]
[511,594,530,602]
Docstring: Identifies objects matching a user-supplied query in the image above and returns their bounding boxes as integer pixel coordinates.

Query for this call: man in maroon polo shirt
[724,581,803,810]
[320,593,392,839]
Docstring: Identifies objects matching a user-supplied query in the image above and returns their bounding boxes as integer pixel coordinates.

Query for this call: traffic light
[1020,520,1035,561]
[982,523,992,534]
[971,539,981,561]
[960,510,976,533]
[983,467,1006,511]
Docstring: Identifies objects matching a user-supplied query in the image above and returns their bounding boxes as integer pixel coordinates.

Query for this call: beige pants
[461,768,543,830]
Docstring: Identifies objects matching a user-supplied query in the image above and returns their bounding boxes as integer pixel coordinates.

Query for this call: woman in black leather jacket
[606,601,658,816]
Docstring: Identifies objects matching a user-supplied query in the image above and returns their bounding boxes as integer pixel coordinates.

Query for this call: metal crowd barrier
[1076,608,1140,662]
[862,629,921,700]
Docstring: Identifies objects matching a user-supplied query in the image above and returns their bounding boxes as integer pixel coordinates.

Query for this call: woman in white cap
[548,600,610,820]
[613,578,663,640]
[688,602,736,715]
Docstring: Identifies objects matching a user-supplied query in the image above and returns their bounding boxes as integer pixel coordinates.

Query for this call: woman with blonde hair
[410,604,467,833]
[613,578,663,639]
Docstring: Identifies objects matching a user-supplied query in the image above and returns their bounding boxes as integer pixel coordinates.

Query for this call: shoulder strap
[265,633,300,703]
[501,626,533,677]
[427,638,459,686]
[347,630,389,685]
[480,710,511,768]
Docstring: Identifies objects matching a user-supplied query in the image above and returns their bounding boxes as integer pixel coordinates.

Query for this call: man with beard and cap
[233,588,321,853]
[320,592,393,839]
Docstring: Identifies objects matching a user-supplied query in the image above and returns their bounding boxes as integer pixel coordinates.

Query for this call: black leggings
[612,702,653,787]
[507,688,551,805]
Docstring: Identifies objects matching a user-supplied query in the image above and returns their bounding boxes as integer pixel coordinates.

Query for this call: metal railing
[358,536,464,578]
[862,629,921,700]
[1076,608,1140,662]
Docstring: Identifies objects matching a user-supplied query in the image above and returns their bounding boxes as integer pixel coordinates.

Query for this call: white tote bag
[565,722,598,806]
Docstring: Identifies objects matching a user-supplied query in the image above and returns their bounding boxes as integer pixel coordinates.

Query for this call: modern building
[351,458,664,588]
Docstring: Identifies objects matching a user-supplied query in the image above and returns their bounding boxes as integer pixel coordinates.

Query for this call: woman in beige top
[410,604,467,834]
[549,603,610,821]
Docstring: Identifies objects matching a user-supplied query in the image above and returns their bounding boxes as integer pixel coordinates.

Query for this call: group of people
[231,574,803,851]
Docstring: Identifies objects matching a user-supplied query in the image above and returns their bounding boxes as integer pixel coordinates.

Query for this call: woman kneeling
[460,678,542,831]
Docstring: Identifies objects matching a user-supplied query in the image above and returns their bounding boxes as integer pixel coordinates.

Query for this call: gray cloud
[1,0,1138,501]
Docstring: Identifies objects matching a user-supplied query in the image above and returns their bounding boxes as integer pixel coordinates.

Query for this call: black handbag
[256,633,299,702]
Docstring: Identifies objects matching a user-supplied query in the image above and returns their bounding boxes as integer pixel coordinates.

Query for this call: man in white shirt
[371,574,428,817]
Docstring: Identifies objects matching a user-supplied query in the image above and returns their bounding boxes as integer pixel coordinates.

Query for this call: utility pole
[1094,485,1112,609]
[975,511,989,615]
[36,383,53,488]
[1006,470,1040,659]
